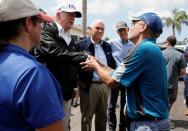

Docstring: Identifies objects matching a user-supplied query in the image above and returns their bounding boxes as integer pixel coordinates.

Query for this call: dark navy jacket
[75,37,116,91]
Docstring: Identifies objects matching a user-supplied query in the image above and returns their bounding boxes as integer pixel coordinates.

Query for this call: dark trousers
[108,85,128,131]
[168,88,178,112]
[183,74,188,108]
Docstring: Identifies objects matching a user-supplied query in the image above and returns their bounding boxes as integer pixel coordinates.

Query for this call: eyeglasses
[131,22,136,26]
[131,21,145,27]
[30,16,42,23]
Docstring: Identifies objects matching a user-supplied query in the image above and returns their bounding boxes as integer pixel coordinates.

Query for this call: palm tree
[82,0,87,37]
[162,8,188,37]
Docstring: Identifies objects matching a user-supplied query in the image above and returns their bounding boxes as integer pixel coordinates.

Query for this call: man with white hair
[75,20,116,131]
[0,0,65,130]
[31,2,89,131]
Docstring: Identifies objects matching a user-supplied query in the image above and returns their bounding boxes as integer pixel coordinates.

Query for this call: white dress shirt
[55,22,71,46]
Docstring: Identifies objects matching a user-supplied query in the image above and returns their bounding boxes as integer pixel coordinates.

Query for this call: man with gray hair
[75,20,116,131]
[30,2,90,131]
[107,21,134,131]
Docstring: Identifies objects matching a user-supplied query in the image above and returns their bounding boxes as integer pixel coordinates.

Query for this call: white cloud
[122,0,186,10]
[49,0,188,17]
[128,9,171,17]
[88,0,120,15]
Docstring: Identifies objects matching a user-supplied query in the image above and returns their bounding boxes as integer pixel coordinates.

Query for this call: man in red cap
[0,0,65,130]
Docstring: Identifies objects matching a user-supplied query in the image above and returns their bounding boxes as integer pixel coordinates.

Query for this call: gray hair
[90,19,104,28]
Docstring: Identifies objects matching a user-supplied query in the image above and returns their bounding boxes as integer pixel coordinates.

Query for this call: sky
[32,0,188,43]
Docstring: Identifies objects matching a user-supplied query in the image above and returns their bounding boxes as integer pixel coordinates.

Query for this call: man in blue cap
[80,12,170,130]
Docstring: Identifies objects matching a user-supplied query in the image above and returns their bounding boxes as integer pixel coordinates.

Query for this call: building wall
[70,25,90,40]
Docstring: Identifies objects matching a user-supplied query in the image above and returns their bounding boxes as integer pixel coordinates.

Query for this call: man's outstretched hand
[81,56,98,72]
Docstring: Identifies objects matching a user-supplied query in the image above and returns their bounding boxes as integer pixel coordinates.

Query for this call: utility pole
[82,0,87,37]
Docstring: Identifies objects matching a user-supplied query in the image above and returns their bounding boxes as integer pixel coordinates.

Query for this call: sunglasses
[30,16,42,23]
[131,21,146,26]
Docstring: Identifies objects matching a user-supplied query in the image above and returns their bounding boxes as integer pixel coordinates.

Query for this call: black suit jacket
[75,37,116,91]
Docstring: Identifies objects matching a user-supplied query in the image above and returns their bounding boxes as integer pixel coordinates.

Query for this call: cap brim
[36,13,53,22]
[75,11,82,18]
[128,16,141,21]
[116,26,127,31]
[57,9,82,18]
[61,10,82,18]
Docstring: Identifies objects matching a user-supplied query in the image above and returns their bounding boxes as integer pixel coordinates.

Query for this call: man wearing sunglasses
[80,12,170,131]
[0,0,65,130]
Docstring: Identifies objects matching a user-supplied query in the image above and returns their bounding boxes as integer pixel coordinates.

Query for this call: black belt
[92,80,104,84]
[132,116,165,122]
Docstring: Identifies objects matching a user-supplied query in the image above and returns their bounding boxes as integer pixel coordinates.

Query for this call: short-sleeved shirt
[108,39,134,66]
[184,43,188,53]
[0,44,65,131]
[184,43,188,74]
[162,47,187,89]
[111,38,169,119]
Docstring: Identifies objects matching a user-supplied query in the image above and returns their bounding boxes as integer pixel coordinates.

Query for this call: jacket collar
[86,37,107,49]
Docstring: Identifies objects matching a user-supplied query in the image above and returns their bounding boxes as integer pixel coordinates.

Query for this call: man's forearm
[95,63,118,88]
[98,61,114,72]
[80,60,119,88]
[180,68,186,76]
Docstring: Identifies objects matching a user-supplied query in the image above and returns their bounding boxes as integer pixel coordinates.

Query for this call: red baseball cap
[36,13,53,23]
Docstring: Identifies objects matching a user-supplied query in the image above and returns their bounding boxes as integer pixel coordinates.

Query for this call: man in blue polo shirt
[80,12,170,131]
[0,0,65,130]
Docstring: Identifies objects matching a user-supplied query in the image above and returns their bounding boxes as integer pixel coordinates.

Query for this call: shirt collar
[0,44,36,60]
[167,46,175,49]
[55,22,70,35]
[121,40,129,45]
[90,37,103,47]
[141,38,156,44]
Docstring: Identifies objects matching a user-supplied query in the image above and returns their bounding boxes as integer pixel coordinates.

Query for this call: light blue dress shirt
[108,39,134,66]
[91,39,107,81]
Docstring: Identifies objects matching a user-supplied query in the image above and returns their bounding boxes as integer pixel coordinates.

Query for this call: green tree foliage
[162,8,188,37]
[104,37,110,41]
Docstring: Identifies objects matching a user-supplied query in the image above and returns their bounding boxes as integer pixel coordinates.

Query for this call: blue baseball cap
[129,12,163,37]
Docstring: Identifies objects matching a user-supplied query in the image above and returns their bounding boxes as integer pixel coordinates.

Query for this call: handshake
[80,55,100,72]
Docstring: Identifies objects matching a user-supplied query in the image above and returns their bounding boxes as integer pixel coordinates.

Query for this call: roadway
[70,80,188,131]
